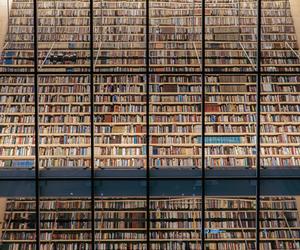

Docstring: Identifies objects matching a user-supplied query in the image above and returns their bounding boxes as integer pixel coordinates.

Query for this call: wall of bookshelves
[0,197,299,249]
[38,75,92,168]
[0,0,300,249]
[0,0,300,169]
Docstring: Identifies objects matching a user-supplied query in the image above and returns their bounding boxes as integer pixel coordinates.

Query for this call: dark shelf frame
[0,168,300,197]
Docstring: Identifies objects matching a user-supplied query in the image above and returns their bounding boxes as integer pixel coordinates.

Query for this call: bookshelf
[0,197,299,249]
[0,0,299,169]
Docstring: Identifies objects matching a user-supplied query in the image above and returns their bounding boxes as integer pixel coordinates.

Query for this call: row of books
[1,201,299,215]
[6,2,292,15]
[6,136,290,145]
[3,113,300,123]
[5,95,300,104]
[3,242,299,250]
[206,114,300,123]
[7,49,299,60]
[4,40,298,50]
[8,8,292,19]
[153,125,300,134]
[7,1,292,11]
[8,57,299,68]
[203,157,299,167]
[4,148,300,167]
[5,197,298,211]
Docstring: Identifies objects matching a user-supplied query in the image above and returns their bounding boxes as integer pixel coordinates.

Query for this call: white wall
[290,0,300,49]
[0,198,6,242]
[0,0,12,53]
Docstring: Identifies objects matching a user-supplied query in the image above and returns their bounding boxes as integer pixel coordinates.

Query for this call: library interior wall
[296,197,300,220]
[290,0,300,49]
[0,199,6,240]
[0,0,12,52]
[0,1,300,249]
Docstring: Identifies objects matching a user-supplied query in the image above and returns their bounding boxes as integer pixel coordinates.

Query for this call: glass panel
[206,180,257,250]
[0,183,36,250]
[2,199,37,249]
[262,0,300,73]
[37,0,90,72]
[150,182,202,249]
[94,74,146,168]
[150,74,202,168]
[0,0,34,72]
[260,196,300,249]
[39,180,92,248]
[205,0,257,73]
[205,197,256,250]
[205,74,256,168]
[93,0,146,73]
[260,73,300,168]
[150,0,202,72]
[38,74,91,168]
[0,75,35,170]
[95,180,147,249]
